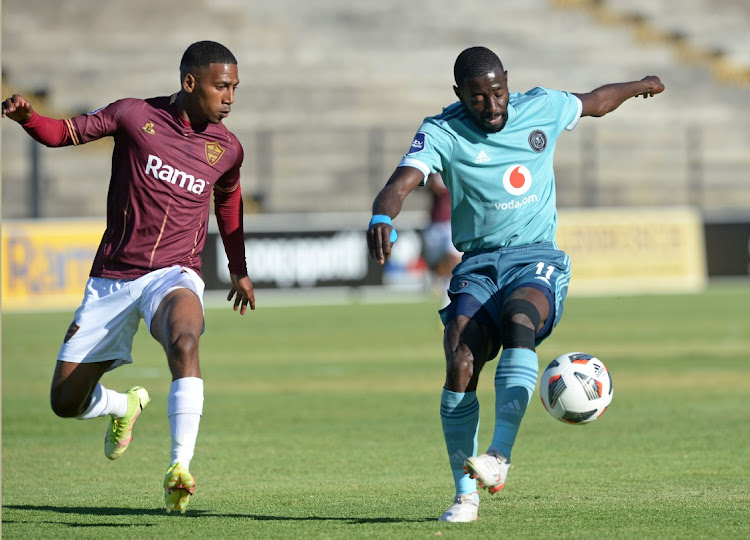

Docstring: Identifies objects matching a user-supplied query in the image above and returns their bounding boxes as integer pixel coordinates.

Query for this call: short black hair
[454,46,504,86]
[180,41,237,77]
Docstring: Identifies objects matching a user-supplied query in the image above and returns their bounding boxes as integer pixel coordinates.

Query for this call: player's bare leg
[51,359,151,459]
[439,314,494,521]
[151,288,205,513]
[443,315,493,394]
[51,360,115,418]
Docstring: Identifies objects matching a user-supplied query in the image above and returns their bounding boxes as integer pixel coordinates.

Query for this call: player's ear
[453,85,461,101]
[182,73,197,94]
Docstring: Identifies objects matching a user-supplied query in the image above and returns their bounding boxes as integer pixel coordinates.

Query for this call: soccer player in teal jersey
[367,46,664,522]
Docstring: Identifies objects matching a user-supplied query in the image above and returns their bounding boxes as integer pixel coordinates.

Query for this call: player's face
[189,63,239,124]
[454,69,509,133]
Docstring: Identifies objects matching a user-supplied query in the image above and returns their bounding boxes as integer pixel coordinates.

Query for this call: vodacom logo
[502,165,532,196]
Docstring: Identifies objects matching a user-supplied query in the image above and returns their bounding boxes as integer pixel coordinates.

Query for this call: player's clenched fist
[1,94,34,122]
[639,76,665,98]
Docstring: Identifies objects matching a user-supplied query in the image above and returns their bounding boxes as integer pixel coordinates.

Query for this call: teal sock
[490,348,539,461]
[440,389,479,495]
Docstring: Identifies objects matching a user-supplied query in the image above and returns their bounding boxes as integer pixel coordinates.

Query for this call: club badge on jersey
[205,141,225,166]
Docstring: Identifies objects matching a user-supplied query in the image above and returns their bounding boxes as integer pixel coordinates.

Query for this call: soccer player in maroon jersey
[423,172,462,306]
[2,40,254,513]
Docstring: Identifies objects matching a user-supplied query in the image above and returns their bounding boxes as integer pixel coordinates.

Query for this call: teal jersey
[399,87,582,252]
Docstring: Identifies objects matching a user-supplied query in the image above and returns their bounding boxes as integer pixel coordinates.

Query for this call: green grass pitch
[2,282,749,538]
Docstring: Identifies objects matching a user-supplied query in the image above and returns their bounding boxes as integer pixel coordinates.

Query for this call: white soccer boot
[438,491,479,522]
[463,449,509,494]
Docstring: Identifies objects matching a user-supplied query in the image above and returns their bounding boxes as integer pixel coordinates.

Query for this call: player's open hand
[638,76,665,98]
[2,94,34,122]
[228,273,255,315]
[367,223,394,265]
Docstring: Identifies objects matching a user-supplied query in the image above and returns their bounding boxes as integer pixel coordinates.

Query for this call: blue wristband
[369,214,398,243]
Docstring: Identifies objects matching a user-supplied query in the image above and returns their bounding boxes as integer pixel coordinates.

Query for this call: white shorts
[423,221,461,268]
[57,266,205,371]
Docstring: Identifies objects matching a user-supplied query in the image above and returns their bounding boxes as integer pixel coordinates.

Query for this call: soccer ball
[539,352,613,424]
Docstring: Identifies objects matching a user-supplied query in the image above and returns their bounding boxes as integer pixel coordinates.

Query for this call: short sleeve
[71,99,136,143]
[545,89,583,133]
[397,121,454,183]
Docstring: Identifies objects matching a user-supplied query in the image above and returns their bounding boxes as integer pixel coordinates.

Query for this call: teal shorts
[439,242,571,352]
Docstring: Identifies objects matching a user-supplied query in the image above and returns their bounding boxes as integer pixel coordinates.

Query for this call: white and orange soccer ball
[539,352,613,424]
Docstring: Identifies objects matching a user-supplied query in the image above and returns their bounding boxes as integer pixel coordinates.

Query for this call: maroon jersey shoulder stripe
[64,118,81,145]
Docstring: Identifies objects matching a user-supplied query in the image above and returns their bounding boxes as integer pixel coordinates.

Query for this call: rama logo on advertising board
[2,221,101,310]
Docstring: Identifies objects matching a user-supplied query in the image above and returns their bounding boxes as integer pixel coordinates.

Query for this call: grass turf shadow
[3,505,435,524]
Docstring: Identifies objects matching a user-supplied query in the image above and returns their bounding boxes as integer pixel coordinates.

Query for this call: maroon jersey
[429,174,452,223]
[25,95,246,279]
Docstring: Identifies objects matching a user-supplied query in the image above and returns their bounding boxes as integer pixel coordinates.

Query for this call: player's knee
[168,332,199,358]
[50,389,86,418]
[444,340,481,392]
[500,299,541,350]
[166,332,201,375]
[447,352,475,380]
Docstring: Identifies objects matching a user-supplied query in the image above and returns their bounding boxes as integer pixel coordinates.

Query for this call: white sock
[76,383,128,420]
[168,377,204,471]
[76,384,128,420]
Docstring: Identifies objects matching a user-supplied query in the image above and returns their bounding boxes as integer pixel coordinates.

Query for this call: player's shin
[168,377,204,470]
[489,348,538,460]
[440,389,479,495]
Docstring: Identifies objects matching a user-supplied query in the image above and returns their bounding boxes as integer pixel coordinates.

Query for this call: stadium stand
[2,0,749,217]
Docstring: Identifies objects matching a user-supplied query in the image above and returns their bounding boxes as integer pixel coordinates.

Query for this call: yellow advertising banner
[557,207,707,295]
[1,220,103,311]
[0,208,707,311]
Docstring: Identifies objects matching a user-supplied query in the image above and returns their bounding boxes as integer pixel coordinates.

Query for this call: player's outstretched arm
[2,93,79,147]
[574,76,665,118]
[368,166,425,265]
[227,273,255,315]
[2,94,34,123]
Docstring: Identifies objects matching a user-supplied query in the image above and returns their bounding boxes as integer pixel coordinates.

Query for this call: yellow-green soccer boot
[104,386,150,460]
[164,462,196,514]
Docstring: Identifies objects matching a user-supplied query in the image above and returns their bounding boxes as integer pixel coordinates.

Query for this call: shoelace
[110,417,127,438]
[109,407,137,441]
